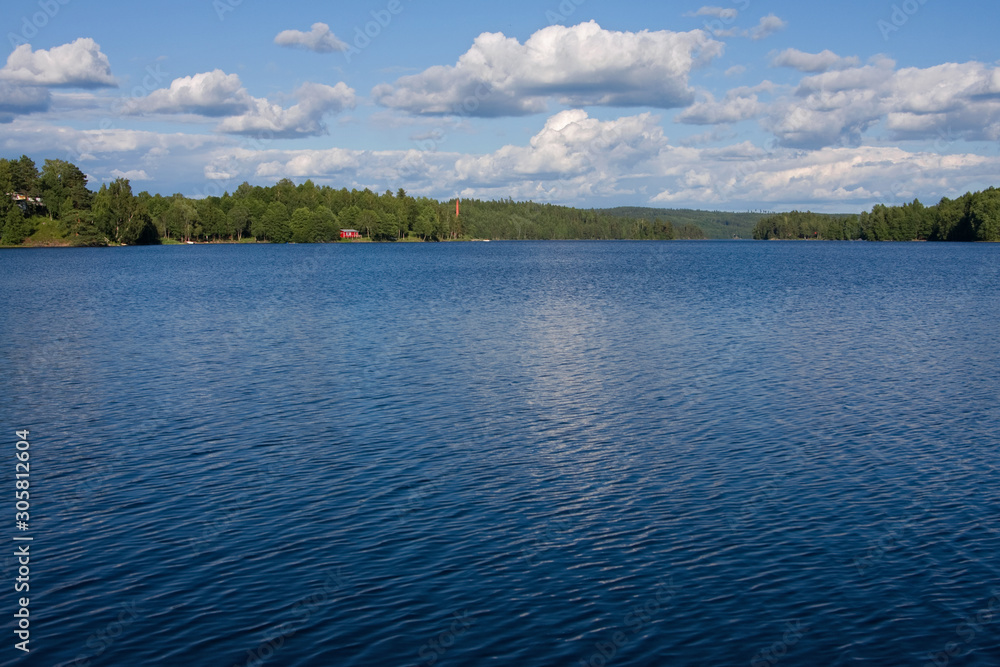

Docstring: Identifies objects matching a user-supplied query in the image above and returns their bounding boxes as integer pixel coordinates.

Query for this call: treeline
[447,198,699,240]
[0,155,461,246]
[602,207,762,239]
[752,188,1000,241]
[0,155,707,246]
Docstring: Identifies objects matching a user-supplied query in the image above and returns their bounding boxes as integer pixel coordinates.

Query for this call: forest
[0,155,703,247]
[601,207,765,239]
[4,155,998,246]
[751,189,1000,242]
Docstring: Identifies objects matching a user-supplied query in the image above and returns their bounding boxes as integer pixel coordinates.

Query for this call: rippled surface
[2,241,999,666]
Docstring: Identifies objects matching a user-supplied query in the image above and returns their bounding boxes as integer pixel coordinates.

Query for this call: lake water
[1,241,998,666]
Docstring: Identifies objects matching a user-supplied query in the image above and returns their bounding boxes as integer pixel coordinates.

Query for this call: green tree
[676,223,706,240]
[313,206,338,242]
[10,155,39,197]
[356,209,378,239]
[414,201,439,240]
[261,202,291,243]
[969,187,1000,242]
[397,187,417,233]
[66,209,103,246]
[289,206,315,243]
[340,204,360,232]
[164,198,199,241]
[197,200,227,241]
[861,205,890,241]
[2,206,28,245]
[372,211,398,242]
[93,178,156,244]
[0,159,12,197]
[227,204,251,241]
[39,159,90,219]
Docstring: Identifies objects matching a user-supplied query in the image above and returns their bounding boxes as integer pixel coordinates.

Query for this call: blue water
[1,241,999,666]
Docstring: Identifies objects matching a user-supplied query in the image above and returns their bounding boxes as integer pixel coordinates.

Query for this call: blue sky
[2,0,998,211]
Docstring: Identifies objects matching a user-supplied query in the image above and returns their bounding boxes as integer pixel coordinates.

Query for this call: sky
[1,0,999,212]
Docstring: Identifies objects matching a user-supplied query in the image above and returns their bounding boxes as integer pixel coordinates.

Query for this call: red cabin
[340,229,360,239]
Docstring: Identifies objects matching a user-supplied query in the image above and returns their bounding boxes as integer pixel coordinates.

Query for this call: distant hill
[597,207,772,239]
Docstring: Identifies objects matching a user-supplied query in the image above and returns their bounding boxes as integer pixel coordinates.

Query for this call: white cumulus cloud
[372,21,723,116]
[0,38,116,88]
[121,70,252,117]
[122,71,356,138]
[216,82,356,137]
[676,83,774,125]
[274,23,348,53]
[764,58,1000,147]
[650,144,999,209]
[454,109,668,186]
[748,14,787,41]
[771,48,860,73]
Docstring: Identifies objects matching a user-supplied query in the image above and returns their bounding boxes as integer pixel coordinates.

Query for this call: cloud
[763,59,894,148]
[686,6,739,20]
[771,48,860,73]
[650,144,999,209]
[205,145,458,195]
[0,119,224,169]
[748,14,787,41]
[0,83,50,122]
[204,110,671,201]
[454,109,668,186]
[675,83,774,125]
[121,69,252,117]
[274,23,348,53]
[0,38,116,88]
[122,71,356,137]
[696,12,786,40]
[12,106,997,212]
[764,58,1000,148]
[442,112,1000,208]
[372,21,723,116]
[110,169,151,181]
[885,62,1000,140]
[216,82,356,137]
